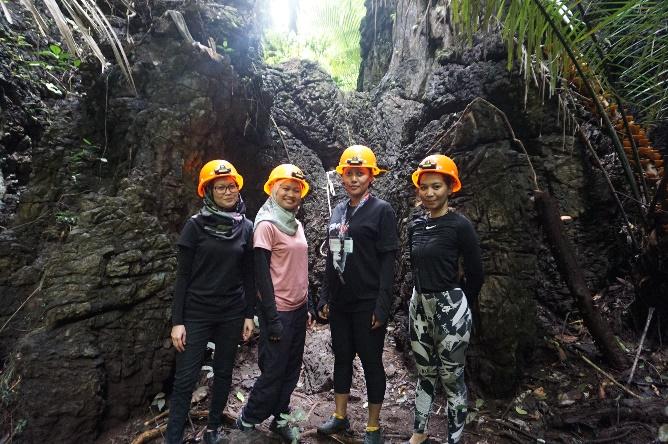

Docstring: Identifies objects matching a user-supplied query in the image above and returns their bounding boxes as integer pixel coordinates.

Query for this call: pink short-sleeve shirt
[253,221,309,311]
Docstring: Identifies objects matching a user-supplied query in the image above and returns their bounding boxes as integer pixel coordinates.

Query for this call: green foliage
[17,0,136,93]
[216,39,234,54]
[276,408,306,443]
[263,0,366,91]
[34,43,81,71]
[0,364,17,407]
[13,418,27,436]
[55,210,78,227]
[448,0,668,203]
[449,0,668,122]
[68,138,104,164]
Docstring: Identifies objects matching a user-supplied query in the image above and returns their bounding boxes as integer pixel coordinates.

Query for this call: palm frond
[1,0,14,24]
[448,0,668,203]
[18,0,136,93]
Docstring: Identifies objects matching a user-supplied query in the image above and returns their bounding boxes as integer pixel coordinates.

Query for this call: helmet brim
[412,170,461,192]
[335,165,386,176]
[263,178,310,198]
[197,174,243,197]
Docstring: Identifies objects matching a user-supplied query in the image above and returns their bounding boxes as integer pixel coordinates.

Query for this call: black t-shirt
[408,211,483,303]
[171,215,255,324]
[322,196,399,316]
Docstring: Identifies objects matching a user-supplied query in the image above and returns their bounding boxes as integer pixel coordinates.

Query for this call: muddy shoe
[316,415,351,435]
[364,428,384,444]
[270,420,300,443]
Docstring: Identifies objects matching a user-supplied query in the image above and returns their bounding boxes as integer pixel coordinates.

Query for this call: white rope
[319,171,337,257]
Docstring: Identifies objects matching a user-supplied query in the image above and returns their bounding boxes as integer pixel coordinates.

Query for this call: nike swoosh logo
[425,225,436,230]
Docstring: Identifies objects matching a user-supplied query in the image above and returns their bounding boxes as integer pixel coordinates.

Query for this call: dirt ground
[98,288,667,444]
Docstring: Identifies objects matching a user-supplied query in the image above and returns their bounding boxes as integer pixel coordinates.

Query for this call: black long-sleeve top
[408,211,484,304]
[171,216,255,325]
[320,196,399,323]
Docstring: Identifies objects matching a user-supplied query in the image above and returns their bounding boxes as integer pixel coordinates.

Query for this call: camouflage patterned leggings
[409,288,472,444]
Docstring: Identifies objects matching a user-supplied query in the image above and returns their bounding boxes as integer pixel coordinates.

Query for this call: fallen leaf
[557,393,576,406]
[659,424,668,442]
[555,334,578,343]
[236,391,245,402]
[532,387,547,400]
[515,406,528,415]
[598,383,606,399]
[191,386,208,403]
[557,345,567,362]
[652,384,661,397]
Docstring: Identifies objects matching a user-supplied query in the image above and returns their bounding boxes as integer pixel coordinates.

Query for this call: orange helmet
[411,154,462,192]
[263,164,310,197]
[335,145,386,176]
[197,160,243,197]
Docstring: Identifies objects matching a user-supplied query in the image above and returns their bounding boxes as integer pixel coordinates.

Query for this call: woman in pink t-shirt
[237,164,314,443]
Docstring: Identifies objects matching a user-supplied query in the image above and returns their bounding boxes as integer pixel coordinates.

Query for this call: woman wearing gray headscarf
[237,164,314,443]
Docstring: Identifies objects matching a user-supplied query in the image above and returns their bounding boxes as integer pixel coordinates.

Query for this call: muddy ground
[97,285,667,444]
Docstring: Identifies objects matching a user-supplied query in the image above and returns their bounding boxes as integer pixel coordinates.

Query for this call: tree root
[130,426,166,444]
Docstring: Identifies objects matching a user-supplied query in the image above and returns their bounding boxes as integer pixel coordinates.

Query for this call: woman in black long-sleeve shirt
[166,160,255,444]
[317,145,399,444]
[406,154,483,444]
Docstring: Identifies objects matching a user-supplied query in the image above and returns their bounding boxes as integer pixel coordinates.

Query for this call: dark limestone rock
[0,0,639,440]
[1,1,268,441]
[358,0,398,92]
[301,328,334,395]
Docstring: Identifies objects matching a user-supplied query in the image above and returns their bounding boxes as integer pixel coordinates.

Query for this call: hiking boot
[203,429,220,444]
[364,428,384,444]
[317,415,351,435]
[235,415,255,432]
[270,420,300,443]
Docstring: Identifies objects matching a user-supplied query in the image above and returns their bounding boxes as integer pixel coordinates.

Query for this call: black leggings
[329,308,387,404]
[166,317,243,443]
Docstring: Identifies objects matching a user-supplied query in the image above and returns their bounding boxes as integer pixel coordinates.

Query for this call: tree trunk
[288,0,298,33]
[534,190,627,369]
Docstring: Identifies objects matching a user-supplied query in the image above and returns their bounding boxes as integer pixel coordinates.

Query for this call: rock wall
[0,0,634,440]
[1,1,271,441]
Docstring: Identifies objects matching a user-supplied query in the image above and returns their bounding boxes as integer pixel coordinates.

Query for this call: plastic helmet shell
[335,145,386,176]
[411,154,462,192]
[263,164,310,197]
[197,160,244,197]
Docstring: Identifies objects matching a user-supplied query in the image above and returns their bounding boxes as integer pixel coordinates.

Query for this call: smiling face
[418,172,451,217]
[273,179,303,211]
[341,167,373,204]
[211,176,239,210]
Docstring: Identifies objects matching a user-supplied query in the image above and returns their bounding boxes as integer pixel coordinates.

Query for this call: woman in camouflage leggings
[406,155,484,444]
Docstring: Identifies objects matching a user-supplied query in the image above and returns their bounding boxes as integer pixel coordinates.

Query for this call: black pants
[166,317,243,443]
[242,304,307,424]
[329,308,387,404]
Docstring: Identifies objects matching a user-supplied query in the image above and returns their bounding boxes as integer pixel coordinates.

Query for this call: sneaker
[203,429,220,444]
[235,415,255,432]
[364,428,384,444]
[270,420,300,443]
[316,415,351,436]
